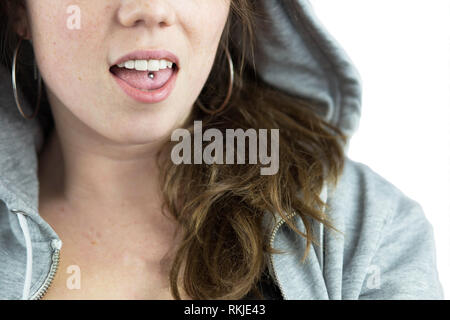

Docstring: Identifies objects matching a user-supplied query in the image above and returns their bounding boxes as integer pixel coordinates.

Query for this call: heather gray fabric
[0,0,443,299]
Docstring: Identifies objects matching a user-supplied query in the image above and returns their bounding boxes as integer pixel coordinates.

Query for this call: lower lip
[111,68,178,104]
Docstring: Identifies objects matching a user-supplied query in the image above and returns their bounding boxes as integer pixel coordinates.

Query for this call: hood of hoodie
[0,0,362,299]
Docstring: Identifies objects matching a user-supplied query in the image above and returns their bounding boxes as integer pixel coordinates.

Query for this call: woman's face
[22,0,230,145]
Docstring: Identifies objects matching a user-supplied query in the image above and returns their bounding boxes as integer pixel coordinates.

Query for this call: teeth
[159,60,168,69]
[116,59,175,72]
[124,60,135,69]
[147,60,160,72]
[134,60,148,71]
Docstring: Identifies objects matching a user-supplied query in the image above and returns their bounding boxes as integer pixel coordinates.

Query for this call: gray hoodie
[0,0,444,300]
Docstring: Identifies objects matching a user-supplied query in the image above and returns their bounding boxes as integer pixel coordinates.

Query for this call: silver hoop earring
[12,37,42,120]
[197,47,234,115]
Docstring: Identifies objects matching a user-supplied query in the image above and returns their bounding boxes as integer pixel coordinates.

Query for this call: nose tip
[117,0,175,28]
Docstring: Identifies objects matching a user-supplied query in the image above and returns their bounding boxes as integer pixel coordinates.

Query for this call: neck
[37,125,171,225]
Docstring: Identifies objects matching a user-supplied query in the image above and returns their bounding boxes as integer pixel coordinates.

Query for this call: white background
[310,0,450,298]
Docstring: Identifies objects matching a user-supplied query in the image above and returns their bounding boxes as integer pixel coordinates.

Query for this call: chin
[106,114,182,146]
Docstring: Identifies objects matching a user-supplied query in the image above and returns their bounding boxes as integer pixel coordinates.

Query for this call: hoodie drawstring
[13,211,33,300]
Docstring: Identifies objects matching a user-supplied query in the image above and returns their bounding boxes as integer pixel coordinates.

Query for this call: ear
[12,3,32,40]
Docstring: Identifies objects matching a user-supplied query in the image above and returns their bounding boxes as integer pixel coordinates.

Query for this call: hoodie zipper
[268,211,297,300]
[30,239,61,300]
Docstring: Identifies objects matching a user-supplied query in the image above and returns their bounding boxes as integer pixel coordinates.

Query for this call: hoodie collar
[0,62,44,217]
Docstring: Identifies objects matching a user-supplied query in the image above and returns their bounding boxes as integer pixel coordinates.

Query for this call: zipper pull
[51,239,62,250]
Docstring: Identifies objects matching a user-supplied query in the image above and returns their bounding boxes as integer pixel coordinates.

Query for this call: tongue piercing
[148,72,155,79]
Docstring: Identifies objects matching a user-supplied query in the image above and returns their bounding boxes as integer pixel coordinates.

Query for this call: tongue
[112,66,174,91]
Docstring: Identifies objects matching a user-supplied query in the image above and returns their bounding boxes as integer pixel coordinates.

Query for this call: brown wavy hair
[1,0,347,299]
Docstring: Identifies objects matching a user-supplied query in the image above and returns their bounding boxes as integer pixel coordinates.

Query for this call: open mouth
[109,57,179,103]
[110,59,178,91]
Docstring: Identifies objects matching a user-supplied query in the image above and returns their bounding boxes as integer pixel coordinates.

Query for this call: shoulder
[335,157,407,202]
[324,157,443,299]
[328,157,421,229]
[327,156,434,246]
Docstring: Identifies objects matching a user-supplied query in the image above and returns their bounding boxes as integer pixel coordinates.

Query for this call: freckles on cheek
[36,39,89,105]
[35,9,104,83]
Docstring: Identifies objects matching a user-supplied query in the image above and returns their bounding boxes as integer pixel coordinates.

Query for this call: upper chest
[37,205,188,299]
[39,228,183,299]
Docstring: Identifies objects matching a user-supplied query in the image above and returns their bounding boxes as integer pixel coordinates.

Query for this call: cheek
[28,1,109,103]
[180,4,231,100]
[185,1,230,49]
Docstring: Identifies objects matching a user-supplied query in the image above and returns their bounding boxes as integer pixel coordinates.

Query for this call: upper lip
[111,50,180,68]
